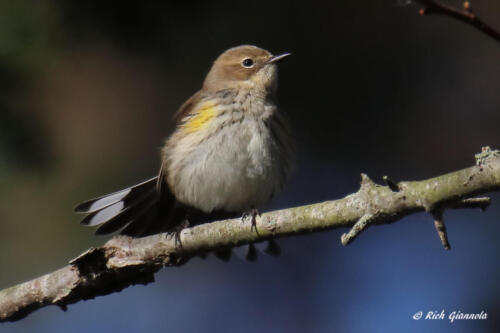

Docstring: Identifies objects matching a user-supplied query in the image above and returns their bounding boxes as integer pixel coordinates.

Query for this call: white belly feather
[173,116,281,212]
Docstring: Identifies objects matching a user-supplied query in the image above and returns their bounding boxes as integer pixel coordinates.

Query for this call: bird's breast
[165,96,291,213]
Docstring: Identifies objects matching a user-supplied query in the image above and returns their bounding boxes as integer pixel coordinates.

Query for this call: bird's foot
[241,208,260,234]
[172,219,190,248]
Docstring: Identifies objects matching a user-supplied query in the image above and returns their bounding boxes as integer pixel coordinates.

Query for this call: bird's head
[203,45,290,94]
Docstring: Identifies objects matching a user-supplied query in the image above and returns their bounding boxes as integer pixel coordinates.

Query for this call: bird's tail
[75,177,177,237]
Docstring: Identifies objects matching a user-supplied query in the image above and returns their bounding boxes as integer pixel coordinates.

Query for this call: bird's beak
[268,52,291,63]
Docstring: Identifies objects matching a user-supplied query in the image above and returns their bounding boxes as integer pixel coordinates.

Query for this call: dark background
[1,1,499,332]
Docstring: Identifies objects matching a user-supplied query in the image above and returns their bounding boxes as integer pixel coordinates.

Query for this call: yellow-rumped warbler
[75,45,294,258]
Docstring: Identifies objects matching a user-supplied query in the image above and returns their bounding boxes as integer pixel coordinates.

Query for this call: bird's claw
[241,208,260,234]
[172,219,190,248]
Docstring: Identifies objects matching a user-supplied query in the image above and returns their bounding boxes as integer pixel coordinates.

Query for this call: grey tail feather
[75,177,158,214]
[76,177,169,236]
[119,199,161,236]
[94,191,159,235]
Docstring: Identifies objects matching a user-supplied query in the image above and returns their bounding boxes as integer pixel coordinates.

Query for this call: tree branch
[413,0,500,43]
[1,147,500,322]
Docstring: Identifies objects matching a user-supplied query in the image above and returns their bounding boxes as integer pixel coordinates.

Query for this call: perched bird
[75,45,294,259]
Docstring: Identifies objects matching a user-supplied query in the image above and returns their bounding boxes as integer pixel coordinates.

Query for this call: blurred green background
[1,1,499,332]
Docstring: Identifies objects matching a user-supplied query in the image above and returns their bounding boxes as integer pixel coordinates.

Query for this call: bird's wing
[173,90,205,123]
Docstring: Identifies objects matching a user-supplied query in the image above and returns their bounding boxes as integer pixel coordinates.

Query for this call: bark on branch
[1,148,500,322]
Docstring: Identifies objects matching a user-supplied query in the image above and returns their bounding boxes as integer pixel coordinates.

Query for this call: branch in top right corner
[413,0,500,43]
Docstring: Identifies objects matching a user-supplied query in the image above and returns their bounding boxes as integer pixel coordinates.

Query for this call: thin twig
[451,197,490,211]
[341,213,375,246]
[414,0,500,43]
[432,210,450,249]
[383,175,401,192]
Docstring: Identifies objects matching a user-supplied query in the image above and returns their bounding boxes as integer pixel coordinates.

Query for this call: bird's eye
[241,58,254,68]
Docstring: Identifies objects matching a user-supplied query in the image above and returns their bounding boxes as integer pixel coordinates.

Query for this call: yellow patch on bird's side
[182,101,217,133]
